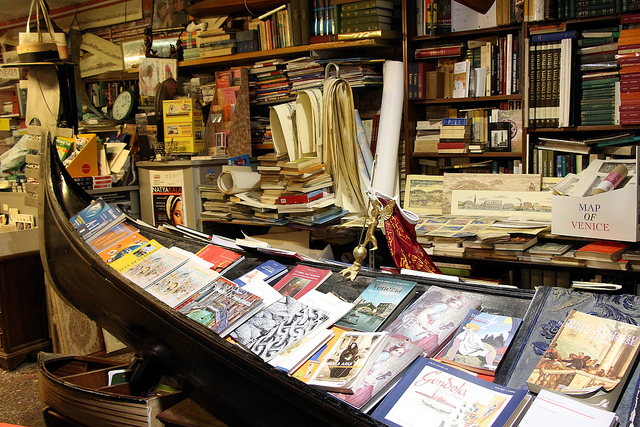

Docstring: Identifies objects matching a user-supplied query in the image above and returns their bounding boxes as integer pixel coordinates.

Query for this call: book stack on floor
[199,185,231,221]
[578,28,619,126]
[414,120,441,153]
[337,0,398,35]
[617,27,640,124]
[250,59,291,104]
[256,152,288,206]
[438,117,471,154]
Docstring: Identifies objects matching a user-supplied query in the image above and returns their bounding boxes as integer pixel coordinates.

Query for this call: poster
[139,57,177,97]
[151,169,185,227]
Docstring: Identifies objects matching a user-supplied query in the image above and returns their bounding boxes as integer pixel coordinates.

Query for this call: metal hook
[325,62,340,80]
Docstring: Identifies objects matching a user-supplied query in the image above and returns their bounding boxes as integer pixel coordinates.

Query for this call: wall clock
[112,89,137,121]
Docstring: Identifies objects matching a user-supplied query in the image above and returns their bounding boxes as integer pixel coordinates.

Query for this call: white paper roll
[371,60,404,197]
[270,102,297,161]
[217,166,261,195]
[296,89,323,158]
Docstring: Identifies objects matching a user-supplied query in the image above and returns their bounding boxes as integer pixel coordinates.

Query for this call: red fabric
[378,197,441,274]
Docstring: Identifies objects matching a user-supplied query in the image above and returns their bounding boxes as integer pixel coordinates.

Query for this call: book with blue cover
[335,277,417,332]
[233,259,288,287]
[372,357,527,427]
[75,206,126,243]
[69,198,110,228]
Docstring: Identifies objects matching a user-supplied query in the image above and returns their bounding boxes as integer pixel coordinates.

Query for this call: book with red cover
[273,264,332,299]
[195,244,245,275]
[415,44,464,59]
[573,240,631,262]
[278,189,328,205]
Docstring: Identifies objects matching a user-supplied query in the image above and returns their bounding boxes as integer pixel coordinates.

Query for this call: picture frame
[152,0,189,30]
[403,174,444,215]
[121,37,146,71]
[488,121,511,152]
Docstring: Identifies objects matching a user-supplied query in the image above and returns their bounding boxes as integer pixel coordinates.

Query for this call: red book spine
[278,190,325,205]
[415,46,463,58]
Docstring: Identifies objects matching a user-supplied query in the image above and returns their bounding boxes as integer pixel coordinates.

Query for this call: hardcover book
[121,247,189,289]
[371,357,527,427]
[438,309,523,375]
[232,260,288,286]
[335,277,417,332]
[383,285,481,357]
[145,260,221,309]
[272,264,333,299]
[307,331,388,393]
[178,276,264,336]
[331,337,423,410]
[526,310,640,410]
[573,240,631,261]
[231,296,329,361]
[195,244,245,275]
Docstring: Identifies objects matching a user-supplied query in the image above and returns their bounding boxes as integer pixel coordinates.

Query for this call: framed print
[403,174,444,215]
[121,37,146,71]
[153,0,189,30]
[451,189,552,220]
[488,121,511,152]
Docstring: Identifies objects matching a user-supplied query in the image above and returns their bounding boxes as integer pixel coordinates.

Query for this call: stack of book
[438,117,471,154]
[250,116,272,150]
[337,0,398,35]
[256,152,287,206]
[250,59,291,104]
[199,185,231,221]
[286,57,325,94]
[196,28,238,59]
[323,60,383,88]
[414,119,441,153]
[578,28,619,125]
[617,28,640,124]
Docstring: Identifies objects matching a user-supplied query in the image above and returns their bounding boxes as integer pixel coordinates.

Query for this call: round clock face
[112,90,135,121]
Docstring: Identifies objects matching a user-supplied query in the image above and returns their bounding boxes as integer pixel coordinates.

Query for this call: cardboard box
[66,134,98,178]
[551,183,640,242]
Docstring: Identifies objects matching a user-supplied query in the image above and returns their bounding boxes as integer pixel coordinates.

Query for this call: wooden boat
[39,140,535,426]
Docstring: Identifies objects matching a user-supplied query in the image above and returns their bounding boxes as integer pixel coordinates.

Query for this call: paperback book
[272,264,333,299]
[438,309,523,375]
[75,206,126,243]
[335,277,417,332]
[292,326,349,383]
[97,232,149,264]
[121,247,189,289]
[109,240,163,273]
[195,244,245,275]
[69,198,110,228]
[526,309,640,410]
[307,331,388,393]
[87,223,139,254]
[383,286,482,357]
[144,260,221,309]
[232,259,288,286]
[178,276,264,336]
[231,296,329,362]
[371,357,528,427]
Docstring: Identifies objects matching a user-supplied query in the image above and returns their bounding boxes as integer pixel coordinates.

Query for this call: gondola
[39,135,536,426]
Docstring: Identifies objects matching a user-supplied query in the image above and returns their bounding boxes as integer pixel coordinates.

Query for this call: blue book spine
[531,30,577,43]
[441,118,468,126]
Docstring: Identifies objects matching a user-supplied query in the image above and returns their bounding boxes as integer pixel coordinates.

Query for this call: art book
[438,309,523,375]
[335,277,417,332]
[292,326,349,383]
[231,296,329,362]
[195,244,245,275]
[383,286,482,357]
[331,337,423,411]
[145,260,221,309]
[69,198,110,228]
[307,331,388,393]
[109,240,163,273]
[371,357,527,427]
[232,259,288,287]
[178,276,264,336]
[272,264,332,299]
[96,231,149,264]
[526,310,640,410]
[121,247,189,289]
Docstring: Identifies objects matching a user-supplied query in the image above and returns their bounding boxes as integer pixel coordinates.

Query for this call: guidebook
[438,309,523,376]
[272,264,332,299]
[233,259,288,286]
[335,277,417,332]
[144,260,221,309]
[121,247,189,289]
[195,244,245,275]
[372,357,528,427]
[69,198,110,228]
[526,309,640,410]
[383,286,482,357]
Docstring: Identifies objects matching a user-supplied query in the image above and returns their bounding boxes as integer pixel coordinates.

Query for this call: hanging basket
[17,0,64,63]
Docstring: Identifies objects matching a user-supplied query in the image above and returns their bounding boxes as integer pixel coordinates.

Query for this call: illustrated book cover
[109,240,163,273]
[371,357,528,427]
[96,231,149,264]
[272,264,332,299]
[69,198,109,228]
[144,260,221,309]
[307,331,388,393]
[75,206,126,243]
[331,336,423,411]
[438,309,523,375]
[178,276,264,336]
[195,244,245,275]
[335,277,417,332]
[383,285,482,357]
[87,222,138,254]
[121,247,189,289]
[231,296,329,362]
[232,259,288,287]
[292,326,349,383]
[526,309,640,410]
